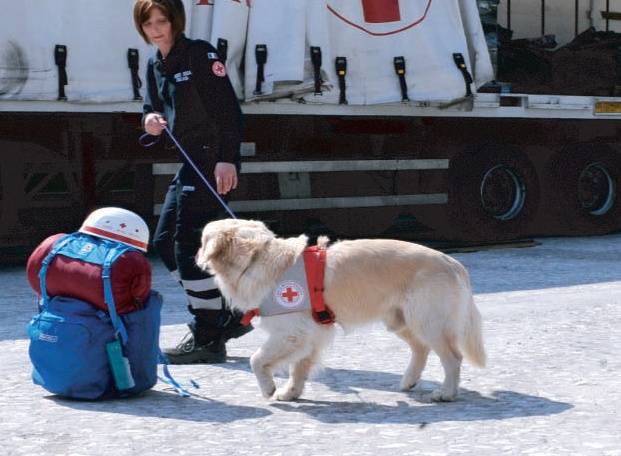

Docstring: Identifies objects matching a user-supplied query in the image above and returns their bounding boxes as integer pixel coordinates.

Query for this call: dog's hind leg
[383,309,430,391]
[427,334,462,402]
[396,329,430,391]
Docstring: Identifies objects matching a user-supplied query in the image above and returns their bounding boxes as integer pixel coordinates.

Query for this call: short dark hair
[133,0,186,44]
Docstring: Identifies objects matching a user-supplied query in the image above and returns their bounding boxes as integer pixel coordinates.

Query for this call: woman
[133,0,250,364]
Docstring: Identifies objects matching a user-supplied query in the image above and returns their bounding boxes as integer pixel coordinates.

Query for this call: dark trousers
[153,162,225,312]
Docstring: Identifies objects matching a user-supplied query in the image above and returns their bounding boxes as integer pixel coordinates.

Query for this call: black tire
[546,144,621,234]
[448,144,540,242]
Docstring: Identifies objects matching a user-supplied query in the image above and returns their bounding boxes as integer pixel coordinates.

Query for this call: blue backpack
[27,232,188,400]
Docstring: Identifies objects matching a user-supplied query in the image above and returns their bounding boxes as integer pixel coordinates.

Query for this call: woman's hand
[144,113,167,135]
[214,162,238,195]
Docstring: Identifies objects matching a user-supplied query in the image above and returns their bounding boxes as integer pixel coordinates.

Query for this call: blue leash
[140,127,237,219]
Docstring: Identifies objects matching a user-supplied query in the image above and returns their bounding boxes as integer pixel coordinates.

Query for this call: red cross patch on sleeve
[212,61,226,77]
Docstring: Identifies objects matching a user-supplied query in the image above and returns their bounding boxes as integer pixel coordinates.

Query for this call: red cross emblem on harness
[281,287,298,302]
[276,281,304,307]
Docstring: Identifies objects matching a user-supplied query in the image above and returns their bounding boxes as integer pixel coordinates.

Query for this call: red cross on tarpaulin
[328,0,430,36]
[362,0,401,23]
[281,287,299,303]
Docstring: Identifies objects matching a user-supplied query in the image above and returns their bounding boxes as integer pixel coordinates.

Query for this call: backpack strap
[101,247,194,396]
[39,232,136,345]
[102,245,132,344]
[38,234,74,309]
[157,352,195,397]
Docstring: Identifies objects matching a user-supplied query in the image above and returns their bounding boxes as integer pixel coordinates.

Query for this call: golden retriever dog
[196,218,486,402]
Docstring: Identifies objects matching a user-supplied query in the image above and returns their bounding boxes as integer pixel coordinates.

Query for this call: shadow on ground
[270,386,571,425]
[46,369,570,426]
[208,360,572,425]
[47,389,271,423]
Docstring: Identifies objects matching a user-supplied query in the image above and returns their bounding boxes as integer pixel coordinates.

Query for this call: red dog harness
[241,245,335,326]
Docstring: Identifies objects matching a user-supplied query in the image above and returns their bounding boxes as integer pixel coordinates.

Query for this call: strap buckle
[54,44,68,101]
[393,56,409,102]
[335,56,348,105]
[310,46,323,95]
[127,48,143,101]
[453,53,473,97]
[313,309,335,325]
[217,38,228,63]
[127,48,139,69]
[254,44,268,95]
[335,56,347,76]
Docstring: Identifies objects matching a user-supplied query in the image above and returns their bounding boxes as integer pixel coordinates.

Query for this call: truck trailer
[1,0,620,260]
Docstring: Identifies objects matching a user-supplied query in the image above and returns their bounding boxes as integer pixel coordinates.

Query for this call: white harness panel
[257,256,311,317]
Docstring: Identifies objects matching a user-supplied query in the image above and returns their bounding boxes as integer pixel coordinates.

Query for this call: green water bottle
[106,339,135,391]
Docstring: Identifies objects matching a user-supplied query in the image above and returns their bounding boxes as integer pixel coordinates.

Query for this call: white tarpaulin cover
[0,0,152,102]
[0,0,493,105]
[208,0,250,100]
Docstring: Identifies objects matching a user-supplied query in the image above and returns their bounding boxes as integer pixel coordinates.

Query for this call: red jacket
[26,234,152,314]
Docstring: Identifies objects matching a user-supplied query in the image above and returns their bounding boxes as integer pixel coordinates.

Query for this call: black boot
[218,308,254,341]
[163,307,252,365]
[163,322,227,365]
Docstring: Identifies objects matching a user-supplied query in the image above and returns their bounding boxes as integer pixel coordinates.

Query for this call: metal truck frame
[1,0,620,260]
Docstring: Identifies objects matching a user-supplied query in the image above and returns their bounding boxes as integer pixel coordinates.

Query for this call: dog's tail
[463,295,486,368]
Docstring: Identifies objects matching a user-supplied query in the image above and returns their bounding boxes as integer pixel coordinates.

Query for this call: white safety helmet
[79,207,150,252]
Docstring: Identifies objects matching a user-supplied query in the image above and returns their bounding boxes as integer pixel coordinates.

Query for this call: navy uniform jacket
[143,35,242,169]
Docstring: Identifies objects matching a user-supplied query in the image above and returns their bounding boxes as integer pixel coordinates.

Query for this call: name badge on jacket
[174,70,192,83]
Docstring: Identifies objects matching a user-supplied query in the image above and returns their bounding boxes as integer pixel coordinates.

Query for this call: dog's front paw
[260,385,276,399]
[427,388,457,402]
[272,387,302,402]
[400,378,418,391]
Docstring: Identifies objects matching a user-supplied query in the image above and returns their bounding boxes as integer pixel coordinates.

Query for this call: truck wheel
[448,145,540,242]
[546,144,620,234]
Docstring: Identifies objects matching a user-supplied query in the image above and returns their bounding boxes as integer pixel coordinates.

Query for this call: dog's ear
[205,229,237,265]
[204,228,267,262]
[195,225,236,272]
[233,235,270,259]
[197,220,274,272]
